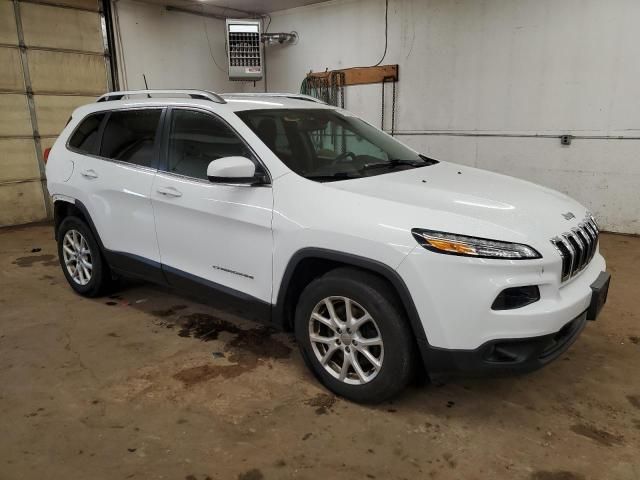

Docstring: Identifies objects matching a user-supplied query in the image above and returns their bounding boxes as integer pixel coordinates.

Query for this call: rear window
[99,109,162,167]
[68,113,105,155]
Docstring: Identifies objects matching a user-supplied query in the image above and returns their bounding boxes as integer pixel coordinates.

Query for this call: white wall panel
[115,0,236,92]
[251,0,640,233]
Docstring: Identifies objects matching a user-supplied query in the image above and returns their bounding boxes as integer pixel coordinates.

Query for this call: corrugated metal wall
[0,0,111,226]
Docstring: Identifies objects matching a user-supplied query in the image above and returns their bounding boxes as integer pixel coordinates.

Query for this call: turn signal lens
[43,147,51,164]
[425,239,476,255]
[412,229,541,260]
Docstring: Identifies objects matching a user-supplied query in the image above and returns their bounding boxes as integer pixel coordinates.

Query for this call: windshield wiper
[305,172,361,182]
[419,154,439,165]
[360,159,426,172]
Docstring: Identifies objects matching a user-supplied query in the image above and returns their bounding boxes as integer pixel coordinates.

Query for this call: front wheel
[295,268,415,403]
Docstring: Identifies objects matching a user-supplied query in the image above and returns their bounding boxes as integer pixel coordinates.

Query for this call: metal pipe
[0,90,106,96]
[19,0,99,13]
[262,32,298,45]
[0,42,107,57]
[390,131,640,141]
[165,5,260,20]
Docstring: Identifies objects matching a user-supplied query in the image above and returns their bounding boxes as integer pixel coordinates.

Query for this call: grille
[229,31,261,68]
[550,215,599,282]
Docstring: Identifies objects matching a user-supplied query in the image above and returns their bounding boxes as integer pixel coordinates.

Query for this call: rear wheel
[57,216,112,297]
[295,268,415,403]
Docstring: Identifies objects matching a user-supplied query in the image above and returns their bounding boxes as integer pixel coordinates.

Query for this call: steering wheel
[331,151,357,166]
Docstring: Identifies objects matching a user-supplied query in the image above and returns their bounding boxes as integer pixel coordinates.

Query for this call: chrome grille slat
[573,228,589,271]
[550,214,599,282]
[583,223,597,259]
[585,222,598,261]
[552,237,571,281]
[562,234,578,277]
[583,222,596,244]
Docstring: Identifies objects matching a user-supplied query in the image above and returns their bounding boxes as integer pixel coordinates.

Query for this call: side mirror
[207,156,265,184]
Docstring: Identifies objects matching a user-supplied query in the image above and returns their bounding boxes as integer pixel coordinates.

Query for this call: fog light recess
[491,286,540,310]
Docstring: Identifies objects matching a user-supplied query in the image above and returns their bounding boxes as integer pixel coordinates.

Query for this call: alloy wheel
[308,296,384,385]
[62,229,93,286]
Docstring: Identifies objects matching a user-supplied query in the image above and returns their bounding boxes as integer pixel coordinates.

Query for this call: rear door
[151,107,274,317]
[68,107,164,279]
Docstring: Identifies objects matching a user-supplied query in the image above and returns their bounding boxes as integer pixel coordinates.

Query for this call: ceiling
[140,0,329,15]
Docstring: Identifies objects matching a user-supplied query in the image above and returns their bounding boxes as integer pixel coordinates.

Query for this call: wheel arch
[273,248,429,348]
[53,198,105,251]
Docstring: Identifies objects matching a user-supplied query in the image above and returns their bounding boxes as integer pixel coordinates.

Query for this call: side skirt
[104,250,272,323]
[104,251,167,285]
[162,264,272,323]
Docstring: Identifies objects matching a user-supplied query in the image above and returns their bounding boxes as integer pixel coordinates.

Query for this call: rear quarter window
[68,113,106,155]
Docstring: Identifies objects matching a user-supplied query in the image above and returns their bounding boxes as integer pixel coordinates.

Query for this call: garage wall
[0,0,111,227]
[113,0,237,92]
[249,0,640,234]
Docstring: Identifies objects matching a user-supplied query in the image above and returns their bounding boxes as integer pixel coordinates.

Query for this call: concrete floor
[0,224,639,480]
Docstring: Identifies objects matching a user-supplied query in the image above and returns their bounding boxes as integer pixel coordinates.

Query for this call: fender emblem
[562,212,575,220]
[212,265,254,280]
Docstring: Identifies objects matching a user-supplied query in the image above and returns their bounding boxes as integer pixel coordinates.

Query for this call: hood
[329,161,588,242]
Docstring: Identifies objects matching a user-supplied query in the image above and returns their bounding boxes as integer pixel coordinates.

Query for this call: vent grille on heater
[226,19,263,81]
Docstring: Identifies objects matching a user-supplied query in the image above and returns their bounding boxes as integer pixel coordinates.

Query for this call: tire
[57,216,112,297]
[294,267,415,403]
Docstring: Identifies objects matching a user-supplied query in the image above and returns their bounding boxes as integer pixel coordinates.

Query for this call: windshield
[236,108,437,181]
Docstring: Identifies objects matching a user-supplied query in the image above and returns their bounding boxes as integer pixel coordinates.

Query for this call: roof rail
[96,89,227,104]
[221,92,327,104]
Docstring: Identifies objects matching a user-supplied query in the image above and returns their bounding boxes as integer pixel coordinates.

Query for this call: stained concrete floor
[0,224,639,480]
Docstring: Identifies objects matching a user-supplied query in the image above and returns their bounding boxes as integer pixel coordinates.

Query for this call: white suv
[46,89,610,403]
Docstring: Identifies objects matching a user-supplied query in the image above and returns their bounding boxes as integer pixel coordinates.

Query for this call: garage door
[0,0,112,226]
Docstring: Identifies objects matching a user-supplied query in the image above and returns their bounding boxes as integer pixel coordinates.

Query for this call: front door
[151,107,274,319]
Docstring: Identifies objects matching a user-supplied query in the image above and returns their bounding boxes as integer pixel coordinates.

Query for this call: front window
[167,109,253,180]
[236,108,437,181]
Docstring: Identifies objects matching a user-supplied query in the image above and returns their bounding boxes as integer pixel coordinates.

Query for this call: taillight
[43,147,51,164]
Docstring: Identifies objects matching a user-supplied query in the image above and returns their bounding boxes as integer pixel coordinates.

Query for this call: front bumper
[416,270,610,377]
[398,244,607,350]
[397,238,610,377]
[421,309,588,377]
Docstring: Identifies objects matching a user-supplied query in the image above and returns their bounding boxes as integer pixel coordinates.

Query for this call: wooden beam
[307,64,398,86]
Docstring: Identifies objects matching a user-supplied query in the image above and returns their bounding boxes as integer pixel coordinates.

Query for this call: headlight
[411,229,541,259]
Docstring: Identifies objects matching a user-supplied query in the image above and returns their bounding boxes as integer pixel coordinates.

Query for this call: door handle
[80,169,98,179]
[156,186,183,198]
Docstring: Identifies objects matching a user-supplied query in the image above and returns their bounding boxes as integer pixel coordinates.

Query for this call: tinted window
[68,113,105,154]
[167,109,252,180]
[100,109,162,167]
[237,109,436,182]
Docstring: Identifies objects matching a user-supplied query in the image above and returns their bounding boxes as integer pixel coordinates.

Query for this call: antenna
[143,74,150,98]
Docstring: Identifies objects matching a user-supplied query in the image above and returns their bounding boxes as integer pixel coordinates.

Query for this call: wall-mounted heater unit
[226,19,263,81]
